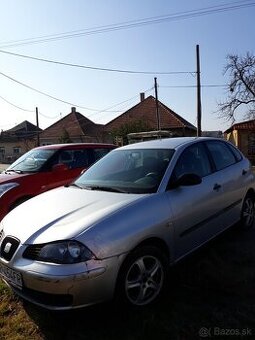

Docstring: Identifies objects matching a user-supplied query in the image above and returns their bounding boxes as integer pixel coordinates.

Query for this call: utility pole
[36,107,40,146]
[196,44,202,137]
[154,77,161,132]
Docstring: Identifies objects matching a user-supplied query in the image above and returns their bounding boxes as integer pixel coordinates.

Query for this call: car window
[75,148,175,194]
[93,148,113,162]
[53,148,114,169]
[70,150,91,168]
[173,143,212,179]
[227,143,243,162]
[7,149,56,172]
[206,141,237,171]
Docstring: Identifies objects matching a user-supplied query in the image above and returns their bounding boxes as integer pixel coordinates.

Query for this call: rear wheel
[117,246,167,306]
[240,194,255,230]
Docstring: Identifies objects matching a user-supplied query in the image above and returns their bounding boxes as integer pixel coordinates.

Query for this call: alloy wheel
[124,254,164,306]
[242,195,255,229]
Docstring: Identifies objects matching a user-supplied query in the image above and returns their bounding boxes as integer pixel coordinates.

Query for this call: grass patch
[0,281,41,339]
[1,225,255,339]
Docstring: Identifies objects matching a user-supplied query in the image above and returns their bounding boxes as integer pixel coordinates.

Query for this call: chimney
[140,93,145,102]
[71,107,76,113]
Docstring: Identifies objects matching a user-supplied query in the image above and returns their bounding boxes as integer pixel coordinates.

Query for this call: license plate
[0,263,22,289]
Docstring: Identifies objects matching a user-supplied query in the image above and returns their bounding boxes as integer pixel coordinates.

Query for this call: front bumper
[0,250,124,310]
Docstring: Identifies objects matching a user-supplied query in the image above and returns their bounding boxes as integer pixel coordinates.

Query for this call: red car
[0,143,115,221]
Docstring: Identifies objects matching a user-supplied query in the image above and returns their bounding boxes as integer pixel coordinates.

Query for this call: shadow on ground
[23,225,255,340]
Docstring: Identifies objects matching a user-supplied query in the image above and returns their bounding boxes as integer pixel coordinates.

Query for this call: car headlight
[0,183,19,198]
[23,240,95,264]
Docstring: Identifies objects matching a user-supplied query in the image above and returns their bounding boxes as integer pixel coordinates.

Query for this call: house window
[0,147,5,159]
[13,147,21,155]
[248,133,255,155]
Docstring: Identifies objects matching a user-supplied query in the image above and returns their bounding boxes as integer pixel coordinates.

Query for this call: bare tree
[218,52,255,123]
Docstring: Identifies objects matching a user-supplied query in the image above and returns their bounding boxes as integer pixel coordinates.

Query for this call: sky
[0,0,254,133]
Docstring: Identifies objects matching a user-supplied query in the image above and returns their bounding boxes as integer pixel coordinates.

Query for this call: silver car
[0,137,254,310]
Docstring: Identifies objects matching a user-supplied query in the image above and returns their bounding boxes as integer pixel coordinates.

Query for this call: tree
[218,52,255,123]
[58,128,72,143]
[110,120,150,145]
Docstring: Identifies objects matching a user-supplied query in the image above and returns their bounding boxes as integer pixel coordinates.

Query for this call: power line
[0,69,227,119]
[0,94,34,112]
[160,84,227,88]
[87,87,154,118]
[38,111,61,119]
[0,70,120,112]
[0,0,253,49]
[0,70,93,109]
[0,70,153,124]
[0,50,193,75]
[87,95,139,118]
[0,94,69,120]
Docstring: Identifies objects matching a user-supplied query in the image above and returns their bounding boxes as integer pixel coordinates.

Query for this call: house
[202,130,223,138]
[39,107,104,145]
[0,120,41,162]
[0,97,197,160]
[224,119,255,164]
[104,95,197,144]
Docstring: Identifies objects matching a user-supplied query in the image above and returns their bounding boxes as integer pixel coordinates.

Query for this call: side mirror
[52,163,69,172]
[170,173,202,189]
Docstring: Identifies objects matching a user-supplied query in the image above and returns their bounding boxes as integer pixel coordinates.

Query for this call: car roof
[34,143,116,150]
[119,137,218,150]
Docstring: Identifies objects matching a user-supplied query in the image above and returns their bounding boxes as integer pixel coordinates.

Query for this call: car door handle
[213,183,221,191]
[242,169,247,176]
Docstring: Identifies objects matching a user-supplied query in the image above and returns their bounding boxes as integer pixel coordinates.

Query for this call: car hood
[0,172,28,183]
[1,186,144,244]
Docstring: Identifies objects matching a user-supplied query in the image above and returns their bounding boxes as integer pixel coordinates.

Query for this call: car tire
[240,193,255,230]
[116,245,167,307]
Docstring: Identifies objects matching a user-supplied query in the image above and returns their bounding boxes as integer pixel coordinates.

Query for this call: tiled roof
[5,120,41,133]
[224,119,255,133]
[104,95,196,131]
[39,109,102,139]
[0,120,41,141]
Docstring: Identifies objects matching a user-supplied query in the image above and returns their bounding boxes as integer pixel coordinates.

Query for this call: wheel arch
[129,237,171,264]
[115,237,171,288]
[114,237,170,305]
[245,188,255,200]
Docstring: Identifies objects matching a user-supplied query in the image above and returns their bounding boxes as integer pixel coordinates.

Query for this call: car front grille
[0,236,20,261]
[0,229,4,244]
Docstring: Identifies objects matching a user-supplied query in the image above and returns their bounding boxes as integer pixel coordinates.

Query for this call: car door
[37,149,91,193]
[204,140,248,228]
[38,147,114,193]
[166,142,233,260]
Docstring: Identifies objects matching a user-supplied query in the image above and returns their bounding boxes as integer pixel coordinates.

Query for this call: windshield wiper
[4,169,23,174]
[86,185,126,193]
[65,183,83,189]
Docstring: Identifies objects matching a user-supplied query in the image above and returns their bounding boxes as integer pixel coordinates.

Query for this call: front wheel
[117,246,167,307]
[240,194,255,230]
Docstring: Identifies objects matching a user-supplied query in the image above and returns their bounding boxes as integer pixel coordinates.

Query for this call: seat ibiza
[0,137,254,310]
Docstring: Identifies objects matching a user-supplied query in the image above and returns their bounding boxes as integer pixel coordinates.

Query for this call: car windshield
[74,148,174,194]
[6,149,56,173]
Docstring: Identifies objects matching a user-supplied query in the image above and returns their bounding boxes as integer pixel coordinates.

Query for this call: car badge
[4,242,12,254]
